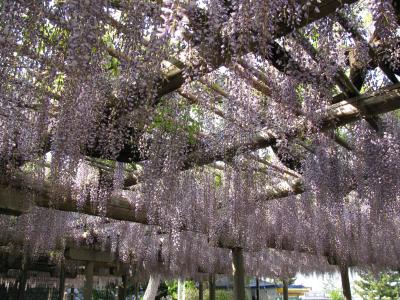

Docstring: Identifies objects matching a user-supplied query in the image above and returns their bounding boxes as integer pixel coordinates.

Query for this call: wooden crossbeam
[293,30,381,132]
[0,83,399,226]
[156,0,358,100]
[336,12,399,84]
[2,0,359,167]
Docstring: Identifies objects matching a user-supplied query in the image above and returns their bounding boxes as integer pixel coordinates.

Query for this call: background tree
[323,274,344,300]
[327,289,344,300]
[355,271,400,299]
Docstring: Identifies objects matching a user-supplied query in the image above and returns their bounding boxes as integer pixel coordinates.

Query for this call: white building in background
[301,291,329,300]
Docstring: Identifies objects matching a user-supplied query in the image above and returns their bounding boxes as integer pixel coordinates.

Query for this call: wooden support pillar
[83,261,94,300]
[58,261,66,300]
[15,255,29,300]
[232,248,245,300]
[282,279,289,300]
[135,283,139,300]
[178,279,185,300]
[340,266,352,300]
[199,281,204,300]
[118,275,127,300]
[256,278,260,300]
[208,274,215,300]
[69,287,74,300]
[143,274,161,300]
[47,288,53,300]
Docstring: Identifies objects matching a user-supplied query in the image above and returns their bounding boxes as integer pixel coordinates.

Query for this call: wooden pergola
[0,0,399,299]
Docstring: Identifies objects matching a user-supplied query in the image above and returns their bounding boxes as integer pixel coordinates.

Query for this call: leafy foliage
[355,271,400,299]
[327,289,344,300]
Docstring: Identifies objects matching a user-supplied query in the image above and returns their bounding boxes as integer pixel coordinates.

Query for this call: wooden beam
[0,83,399,228]
[294,30,381,131]
[65,247,115,264]
[336,12,399,84]
[322,83,400,128]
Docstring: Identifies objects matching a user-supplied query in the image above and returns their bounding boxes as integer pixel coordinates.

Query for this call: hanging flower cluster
[0,0,399,284]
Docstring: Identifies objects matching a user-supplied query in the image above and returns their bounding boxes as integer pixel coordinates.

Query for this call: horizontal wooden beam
[182,83,400,170]
[160,0,357,99]
[65,247,115,264]
[1,83,399,223]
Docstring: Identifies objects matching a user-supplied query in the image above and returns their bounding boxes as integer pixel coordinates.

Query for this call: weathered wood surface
[0,84,399,227]
[232,248,246,300]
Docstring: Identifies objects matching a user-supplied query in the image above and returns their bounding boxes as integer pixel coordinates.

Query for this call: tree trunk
[232,248,245,300]
[208,274,215,300]
[83,261,94,300]
[340,266,352,300]
[143,274,161,300]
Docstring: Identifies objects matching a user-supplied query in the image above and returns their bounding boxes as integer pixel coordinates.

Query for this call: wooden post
[58,260,66,300]
[178,279,185,300]
[69,287,74,300]
[47,288,53,300]
[135,283,139,300]
[208,274,215,300]
[232,248,245,300]
[256,278,260,300]
[83,261,94,300]
[340,266,352,300]
[118,275,127,300]
[143,274,160,300]
[199,281,204,300]
[16,254,29,300]
[282,279,289,300]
